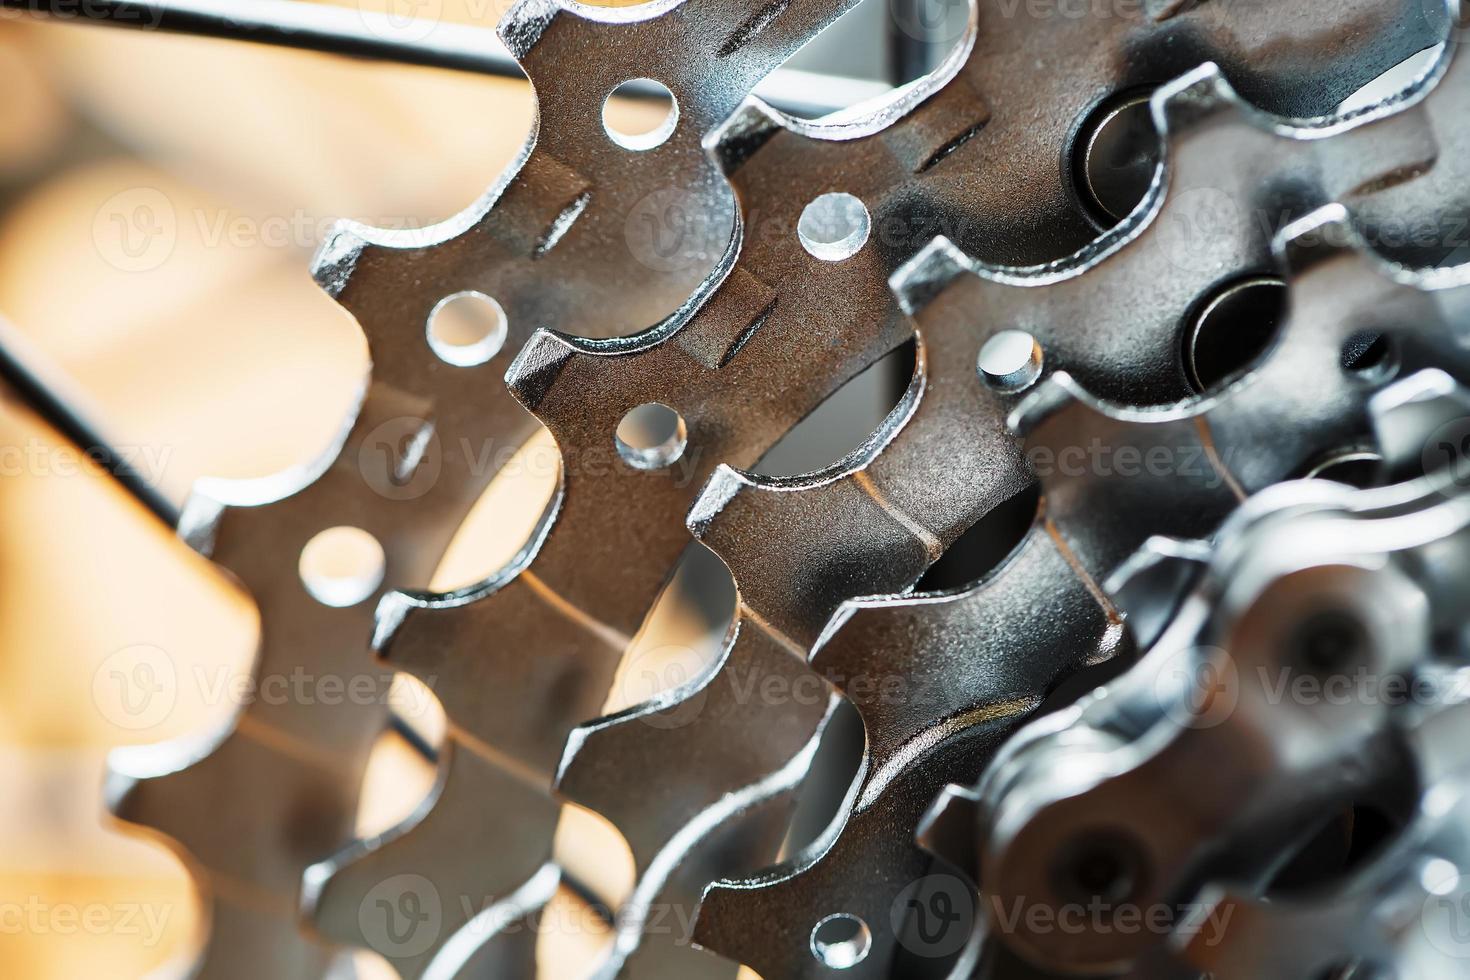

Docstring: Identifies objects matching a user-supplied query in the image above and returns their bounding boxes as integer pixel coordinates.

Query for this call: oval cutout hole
[299,526,386,607]
[427,291,508,367]
[798,192,870,262]
[811,913,872,969]
[615,402,687,470]
[1073,89,1162,228]
[1184,276,1287,393]
[602,78,679,151]
[915,483,1040,593]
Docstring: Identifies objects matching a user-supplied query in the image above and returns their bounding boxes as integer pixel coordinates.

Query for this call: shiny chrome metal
[977,358,1470,976]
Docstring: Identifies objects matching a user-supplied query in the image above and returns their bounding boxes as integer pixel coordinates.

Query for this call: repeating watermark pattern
[623,651,911,730]
[0,437,174,485]
[890,0,969,45]
[360,0,446,42]
[0,0,164,26]
[1151,644,1239,730]
[0,897,174,946]
[1424,416,1470,489]
[613,638,1470,731]
[93,188,178,274]
[93,644,178,732]
[356,878,682,958]
[361,874,444,958]
[1256,664,1470,709]
[360,417,445,502]
[618,643,712,730]
[345,871,1246,961]
[1158,186,1470,274]
[92,644,437,731]
[1421,861,1470,960]
[354,0,516,40]
[624,186,729,275]
[91,193,443,272]
[987,893,1235,947]
[892,873,977,960]
[1026,440,1243,488]
[356,417,704,501]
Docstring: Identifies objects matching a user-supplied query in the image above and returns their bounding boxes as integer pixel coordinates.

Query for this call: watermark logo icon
[1156,186,1247,277]
[360,874,443,959]
[359,416,443,501]
[93,188,177,273]
[621,643,710,729]
[360,0,444,43]
[1421,859,1470,960]
[93,644,177,731]
[1423,416,1470,490]
[892,873,976,959]
[890,0,969,45]
[1151,644,1238,729]
[625,186,727,274]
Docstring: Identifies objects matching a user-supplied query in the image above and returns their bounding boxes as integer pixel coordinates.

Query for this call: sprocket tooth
[503,329,583,414]
[708,100,790,181]
[494,0,563,63]
[1009,202,1470,585]
[416,864,558,980]
[693,706,1034,979]
[1149,62,1255,141]
[888,236,974,318]
[551,620,836,975]
[586,732,829,980]
[360,64,936,966]
[916,784,982,883]
[1344,30,1469,258]
[1104,536,1214,651]
[687,29,1468,972]
[108,725,370,980]
[681,257,1128,978]
[104,365,547,978]
[700,528,1123,979]
[301,742,559,979]
[311,224,371,301]
[1371,368,1470,476]
[376,577,627,780]
[556,621,832,873]
[310,0,877,355]
[969,0,1442,263]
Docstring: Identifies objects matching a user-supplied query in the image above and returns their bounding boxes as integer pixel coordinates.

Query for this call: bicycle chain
[970,367,1470,978]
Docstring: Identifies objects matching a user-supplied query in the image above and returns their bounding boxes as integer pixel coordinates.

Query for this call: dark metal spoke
[1,0,520,76]
[0,0,873,115]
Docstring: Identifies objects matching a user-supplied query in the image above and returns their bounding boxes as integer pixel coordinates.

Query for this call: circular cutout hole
[427,291,508,367]
[1184,276,1288,393]
[1341,330,1397,383]
[1075,90,1162,227]
[810,913,871,969]
[602,78,679,151]
[615,402,687,470]
[978,329,1044,393]
[798,192,871,262]
[299,526,386,607]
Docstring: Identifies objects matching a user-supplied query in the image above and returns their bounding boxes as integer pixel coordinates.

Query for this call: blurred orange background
[0,3,680,975]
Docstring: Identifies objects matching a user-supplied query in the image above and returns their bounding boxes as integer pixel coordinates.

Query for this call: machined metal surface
[9,0,1470,977]
[976,369,1470,977]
